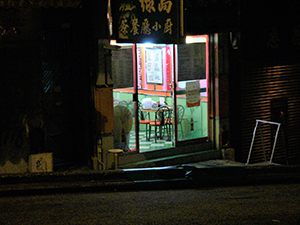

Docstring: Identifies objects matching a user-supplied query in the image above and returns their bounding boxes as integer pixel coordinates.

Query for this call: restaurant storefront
[1,0,233,173]
[96,0,230,169]
[98,0,300,168]
[111,36,209,153]
[4,0,298,173]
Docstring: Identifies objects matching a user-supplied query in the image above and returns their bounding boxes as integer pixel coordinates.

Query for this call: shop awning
[0,0,82,8]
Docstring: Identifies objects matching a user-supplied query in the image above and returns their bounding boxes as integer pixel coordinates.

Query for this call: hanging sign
[112,0,179,43]
[137,47,142,89]
[166,46,172,91]
[186,81,200,107]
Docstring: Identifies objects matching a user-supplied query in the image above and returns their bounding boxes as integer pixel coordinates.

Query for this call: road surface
[0,184,299,224]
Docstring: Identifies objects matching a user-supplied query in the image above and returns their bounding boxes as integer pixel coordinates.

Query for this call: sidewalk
[0,160,300,196]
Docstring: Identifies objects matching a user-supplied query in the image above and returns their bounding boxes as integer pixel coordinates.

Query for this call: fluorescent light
[110,40,133,47]
[186,35,207,44]
[139,43,156,48]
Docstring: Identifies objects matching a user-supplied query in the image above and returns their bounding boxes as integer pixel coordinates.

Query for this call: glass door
[176,35,209,141]
[136,43,175,153]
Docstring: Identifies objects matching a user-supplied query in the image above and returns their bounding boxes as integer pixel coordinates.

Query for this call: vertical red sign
[137,47,142,89]
[166,46,172,91]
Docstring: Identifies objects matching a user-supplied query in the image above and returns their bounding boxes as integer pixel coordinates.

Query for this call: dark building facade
[1,0,299,174]
[184,0,300,165]
[234,0,300,164]
[0,0,108,172]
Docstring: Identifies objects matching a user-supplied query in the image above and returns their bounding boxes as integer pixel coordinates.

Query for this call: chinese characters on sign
[137,47,142,88]
[116,0,178,43]
[29,153,53,173]
[166,46,172,91]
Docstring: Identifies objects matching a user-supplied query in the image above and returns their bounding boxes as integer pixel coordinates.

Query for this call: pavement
[0,159,300,196]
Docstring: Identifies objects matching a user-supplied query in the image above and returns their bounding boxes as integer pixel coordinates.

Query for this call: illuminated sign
[112,0,179,43]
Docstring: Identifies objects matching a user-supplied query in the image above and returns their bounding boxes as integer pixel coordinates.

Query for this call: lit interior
[110,35,209,153]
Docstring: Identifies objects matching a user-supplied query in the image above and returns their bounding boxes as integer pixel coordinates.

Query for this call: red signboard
[166,46,172,91]
[137,47,142,89]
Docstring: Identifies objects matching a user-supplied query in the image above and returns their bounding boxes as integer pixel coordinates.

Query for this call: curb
[1,162,300,196]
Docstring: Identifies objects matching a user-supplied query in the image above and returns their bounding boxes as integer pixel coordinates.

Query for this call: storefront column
[209,33,230,152]
[94,40,115,170]
[209,34,219,150]
[218,33,231,150]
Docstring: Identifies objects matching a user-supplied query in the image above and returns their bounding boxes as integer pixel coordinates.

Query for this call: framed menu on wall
[111,48,133,88]
[146,48,163,85]
[177,43,206,81]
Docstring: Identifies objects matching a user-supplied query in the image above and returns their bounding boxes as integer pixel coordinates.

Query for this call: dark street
[0,183,299,225]
[1,3,300,225]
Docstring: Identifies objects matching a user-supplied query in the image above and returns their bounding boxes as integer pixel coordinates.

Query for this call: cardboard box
[29,153,53,173]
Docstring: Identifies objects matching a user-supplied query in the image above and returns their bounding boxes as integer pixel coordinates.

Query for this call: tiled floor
[121,121,206,153]
[128,131,174,153]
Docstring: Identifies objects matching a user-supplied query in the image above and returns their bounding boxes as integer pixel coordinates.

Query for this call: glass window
[176,35,209,141]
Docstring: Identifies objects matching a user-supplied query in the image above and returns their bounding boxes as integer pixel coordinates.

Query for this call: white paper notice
[186,81,200,107]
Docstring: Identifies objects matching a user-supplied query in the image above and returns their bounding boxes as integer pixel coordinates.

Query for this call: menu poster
[177,43,206,81]
[146,48,163,84]
[186,81,200,107]
[111,48,133,88]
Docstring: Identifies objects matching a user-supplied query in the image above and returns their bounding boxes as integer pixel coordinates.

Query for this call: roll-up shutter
[239,63,300,164]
